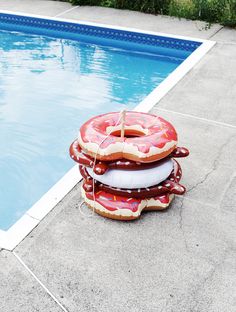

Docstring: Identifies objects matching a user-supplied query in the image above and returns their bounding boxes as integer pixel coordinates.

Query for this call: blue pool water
[0,17,197,230]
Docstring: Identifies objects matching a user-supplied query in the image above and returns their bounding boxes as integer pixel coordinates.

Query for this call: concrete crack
[178,197,189,252]
[188,135,235,194]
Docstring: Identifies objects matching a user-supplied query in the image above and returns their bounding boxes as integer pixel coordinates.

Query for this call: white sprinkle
[170,178,174,181]
[100,196,108,200]
[117,161,121,165]
[127,190,131,193]
[138,189,141,192]
[127,198,133,201]
[165,183,171,187]
[176,151,180,154]
[177,176,180,179]
[136,162,141,165]
[146,188,150,191]
[125,161,130,165]
[158,186,162,189]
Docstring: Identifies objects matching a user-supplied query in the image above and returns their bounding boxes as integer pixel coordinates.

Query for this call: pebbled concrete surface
[156,43,236,126]
[150,109,236,207]
[1,1,236,312]
[211,27,236,44]
[0,0,72,16]
[61,6,222,39]
[0,249,62,311]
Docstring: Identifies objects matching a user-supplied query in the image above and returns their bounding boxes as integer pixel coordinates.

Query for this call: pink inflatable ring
[78,111,178,163]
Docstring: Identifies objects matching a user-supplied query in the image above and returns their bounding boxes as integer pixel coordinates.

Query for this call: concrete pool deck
[0,1,236,311]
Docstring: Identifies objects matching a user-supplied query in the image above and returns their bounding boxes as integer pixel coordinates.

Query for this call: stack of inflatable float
[69,111,189,220]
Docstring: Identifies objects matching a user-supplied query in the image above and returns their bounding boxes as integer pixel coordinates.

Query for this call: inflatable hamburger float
[70,111,189,220]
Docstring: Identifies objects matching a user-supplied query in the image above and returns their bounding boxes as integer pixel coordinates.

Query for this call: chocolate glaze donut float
[80,160,185,198]
[70,139,189,175]
[69,111,189,220]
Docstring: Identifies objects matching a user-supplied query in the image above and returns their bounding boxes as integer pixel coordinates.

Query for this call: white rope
[78,109,126,217]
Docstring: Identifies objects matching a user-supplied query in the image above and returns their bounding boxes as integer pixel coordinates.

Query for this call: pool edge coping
[0,10,215,250]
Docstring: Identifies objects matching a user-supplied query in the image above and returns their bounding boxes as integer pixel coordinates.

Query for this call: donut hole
[106,124,149,138]
[110,129,146,138]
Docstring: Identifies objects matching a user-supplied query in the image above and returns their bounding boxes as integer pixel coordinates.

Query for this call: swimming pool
[0,11,215,249]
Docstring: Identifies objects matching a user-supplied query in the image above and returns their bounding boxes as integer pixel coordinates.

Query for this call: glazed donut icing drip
[85,190,141,212]
[84,189,173,213]
[124,118,177,153]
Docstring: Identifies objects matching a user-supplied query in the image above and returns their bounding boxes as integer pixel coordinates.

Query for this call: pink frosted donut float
[78,111,178,163]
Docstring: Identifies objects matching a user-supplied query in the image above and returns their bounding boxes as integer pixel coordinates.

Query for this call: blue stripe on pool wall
[0,12,201,54]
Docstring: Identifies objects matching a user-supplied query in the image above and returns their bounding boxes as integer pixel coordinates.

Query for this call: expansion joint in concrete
[155,108,236,129]
[12,251,69,312]
[208,25,224,39]
[54,5,79,18]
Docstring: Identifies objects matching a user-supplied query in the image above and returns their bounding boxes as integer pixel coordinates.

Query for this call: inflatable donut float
[81,160,184,220]
[81,159,185,196]
[69,111,189,221]
[70,139,189,175]
[80,159,185,199]
[86,158,174,189]
[78,111,178,162]
[81,187,174,220]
